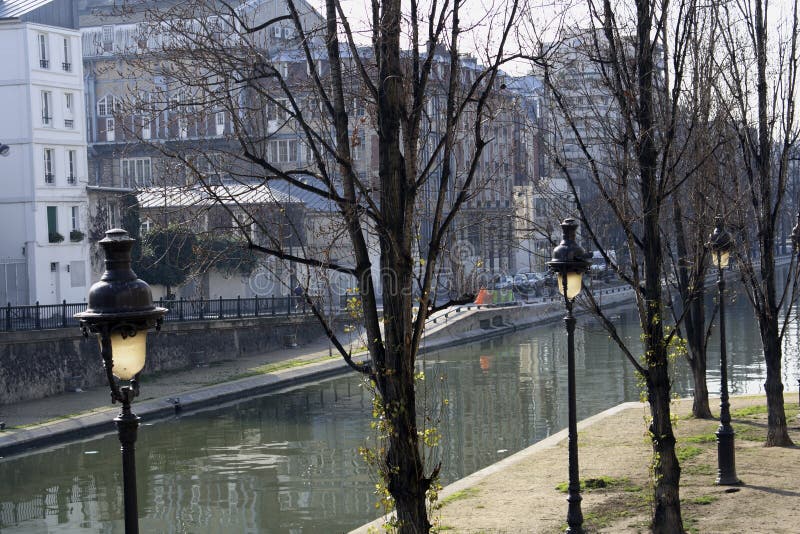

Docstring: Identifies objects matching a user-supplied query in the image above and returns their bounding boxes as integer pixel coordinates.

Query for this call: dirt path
[432,396,800,533]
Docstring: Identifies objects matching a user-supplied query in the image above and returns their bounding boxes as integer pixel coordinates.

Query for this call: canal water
[1,292,799,533]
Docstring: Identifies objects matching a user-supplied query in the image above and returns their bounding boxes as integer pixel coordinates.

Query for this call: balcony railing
[67,174,77,185]
[62,62,71,72]
[39,59,49,68]
[44,173,54,184]
[64,119,74,129]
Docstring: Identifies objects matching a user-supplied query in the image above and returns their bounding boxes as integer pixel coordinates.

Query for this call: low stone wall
[422,286,636,348]
[0,315,336,405]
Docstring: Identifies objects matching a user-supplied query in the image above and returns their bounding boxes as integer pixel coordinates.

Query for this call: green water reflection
[1,294,799,532]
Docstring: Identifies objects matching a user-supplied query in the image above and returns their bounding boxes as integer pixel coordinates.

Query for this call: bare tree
[715,0,800,446]
[95,0,526,530]
[524,0,722,528]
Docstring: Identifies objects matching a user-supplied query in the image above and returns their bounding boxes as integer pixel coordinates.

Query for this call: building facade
[0,0,90,305]
[78,0,544,299]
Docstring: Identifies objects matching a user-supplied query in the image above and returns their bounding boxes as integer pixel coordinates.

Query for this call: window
[352,130,365,161]
[67,150,77,184]
[215,111,225,136]
[47,206,58,242]
[70,261,86,288]
[43,149,54,184]
[268,139,298,163]
[268,99,289,122]
[141,218,152,235]
[178,117,188,138]
[105,201,117,228]
[41,91,52,126]
[142,117,151,140]
[62,38,71,71]
[71,206,79,230]
[64,93,74,128]
[37,34,48,68]
[102,25,113,44]
[121,157,152,188]
[97,95,116,116]
[105,117,115,141]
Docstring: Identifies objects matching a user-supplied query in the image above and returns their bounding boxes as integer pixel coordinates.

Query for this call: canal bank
[0,283,798,532]
[0,287,633,457]
[352,396,800,534]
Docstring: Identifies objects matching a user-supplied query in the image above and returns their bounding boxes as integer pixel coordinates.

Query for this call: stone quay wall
[0,314,337,405]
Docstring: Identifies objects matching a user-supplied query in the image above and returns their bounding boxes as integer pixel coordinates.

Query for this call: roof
[0,0,55,19]
[137,184,298,208]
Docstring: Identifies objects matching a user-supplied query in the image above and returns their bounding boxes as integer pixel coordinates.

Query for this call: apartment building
[77,0,543,298]
[0,0,90,305]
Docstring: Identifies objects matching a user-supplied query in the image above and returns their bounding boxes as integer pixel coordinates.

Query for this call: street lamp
[75,229,167,533]
[707,216,741,486]
[547,218,591,534]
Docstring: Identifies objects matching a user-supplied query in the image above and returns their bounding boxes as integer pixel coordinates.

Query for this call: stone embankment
[0,284,636,455]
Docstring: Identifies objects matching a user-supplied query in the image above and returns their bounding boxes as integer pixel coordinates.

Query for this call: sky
[305,0,798,77]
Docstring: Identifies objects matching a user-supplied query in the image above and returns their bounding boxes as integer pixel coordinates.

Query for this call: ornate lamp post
[75,229,167,533]
[547,218,591,534]
[707,216,741,486]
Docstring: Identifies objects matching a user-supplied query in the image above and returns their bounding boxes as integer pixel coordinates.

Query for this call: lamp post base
[715,424,742,486]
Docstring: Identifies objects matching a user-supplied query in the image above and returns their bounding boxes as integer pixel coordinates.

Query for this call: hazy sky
[307,0,797,77]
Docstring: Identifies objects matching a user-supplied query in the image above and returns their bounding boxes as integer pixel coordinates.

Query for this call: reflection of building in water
[0,379,377,532]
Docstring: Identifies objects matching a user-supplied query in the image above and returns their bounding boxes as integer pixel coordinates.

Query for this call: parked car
[513,274,531,293]
[493,275,514,290]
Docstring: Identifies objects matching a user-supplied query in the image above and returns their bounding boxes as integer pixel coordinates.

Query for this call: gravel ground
[431,395,800,533]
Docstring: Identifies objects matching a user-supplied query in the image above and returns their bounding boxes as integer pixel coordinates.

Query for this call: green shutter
[47,206,57,234]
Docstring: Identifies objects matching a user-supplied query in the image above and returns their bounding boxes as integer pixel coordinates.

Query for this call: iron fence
[1,295,316,333]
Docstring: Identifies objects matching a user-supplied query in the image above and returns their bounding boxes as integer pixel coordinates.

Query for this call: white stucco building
[0,0,90,305]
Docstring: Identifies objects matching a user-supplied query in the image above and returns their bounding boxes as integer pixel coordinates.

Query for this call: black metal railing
[1,295,316,332]
[64,119,74,129]
[39,59,49,68]
[62,62,71,72]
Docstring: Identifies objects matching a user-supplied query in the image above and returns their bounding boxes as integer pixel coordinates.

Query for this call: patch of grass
[676,445,704,463]
[683,463,715,476]
[732,405,769,417]
[555,476,638,493]
[439,487,480,506]
[222,355,337,382]
[732,423,767,442]
[581,492,648,531]
[689,495,718,505]
[683,515,700,534]
[684,433,716,444]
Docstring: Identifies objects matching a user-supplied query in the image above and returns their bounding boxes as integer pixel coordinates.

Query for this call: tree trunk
[638,0,683,525]
[753,0,793,448]
[760,319,793,446]
[690,349,712,418]
[646,360,683,533]
[374,0,432,529]
[672,202,712,419]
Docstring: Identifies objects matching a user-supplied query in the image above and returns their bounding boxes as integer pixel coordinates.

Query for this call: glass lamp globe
[108,331,148,380]
[557,271,584,300]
